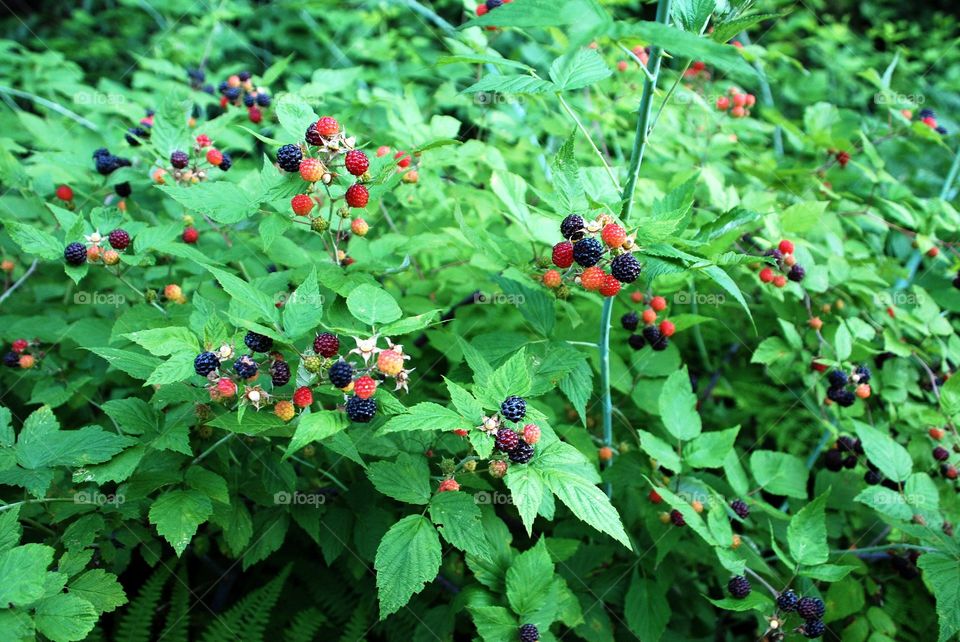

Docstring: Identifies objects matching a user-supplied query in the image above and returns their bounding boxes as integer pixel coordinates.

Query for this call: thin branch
[0,86,99,131]
[0,259,38,306]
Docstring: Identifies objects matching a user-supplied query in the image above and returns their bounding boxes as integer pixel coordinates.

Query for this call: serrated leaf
[854,423,912,482]
[148,490,213,557]
[787,490,830,565]
[429,491,492,560]
[285,411,348,457]
[366,453,431,505]
[374,515,441,619]
[659,366,701,441]
[346,283,402,326]
[549,49,611,90]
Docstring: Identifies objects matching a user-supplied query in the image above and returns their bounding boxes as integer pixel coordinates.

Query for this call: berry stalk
[599,296,613,497]
[619,0,671,223]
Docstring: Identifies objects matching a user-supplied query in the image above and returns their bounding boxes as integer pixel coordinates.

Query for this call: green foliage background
[0,0,959,640]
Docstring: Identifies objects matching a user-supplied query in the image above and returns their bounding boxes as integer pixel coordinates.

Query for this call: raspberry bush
[0,1,959,641]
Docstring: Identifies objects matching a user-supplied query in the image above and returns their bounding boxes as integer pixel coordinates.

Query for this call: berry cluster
[775,590,827,639]
[375,145,420,184]
[919,108,948,135]
[929,428,958,481]
[216,71,271,123]
[824,366,871,408]
[155,133,232,186]
[193,334,289,411]
[2,338,40,370]
[620,294,673,351]
[124,108,154,148]
[92,147,133,198]
[475,396,539,474]
[63,227,134,268]
[544,214,643,298]
[827,148,852,168]
[714,87,756,119]
[757,239,806,287]
[475,0,512,17]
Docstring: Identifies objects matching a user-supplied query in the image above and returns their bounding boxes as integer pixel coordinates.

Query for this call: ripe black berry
[256,93,271,107]
[827,370,848,387]
[642,325,662,344]
[346,396,377,423]
[500,396,526,421]
[627,334,646,350]
[651,335,669,351]
[920,108,935,119]
[509,441,535,464]
[243,94,256,107]
[224,86,241,101]
[125,126,149,146]
[796,596,825,620]
[305,123,323,145]
[610,253,641,283]
[933,446,950,461]
[218,153,232,171]
[843,455,857,469]
[731,499,749,519]
[328,359,353,388]
[727,575,751,599]
[270,360,291,386]
[64,242,86,266]
[827,386,855,407]
[486,0,504,8]
[108,229,130,250]
[572,238,603,267]
[314,332,339,357]
[837,436,856,452]
[560,214,584,239]
[3,352,19,368]
[865,469,881,485]
[670,509,685,526]
[276,144,303,172]
[824,449,843,472]
[238,70,251,81]
[788,264,805,282]
[801,619,825,639]
[854,364,871,383]
[194,351,220,376]
[114,182,131,198]
[234,355,258,379]
[621,311,639,331]
[518,624,539,642]
[243,331,273,353]
[776,589,798,611]
[170,150,189,169]
[495,428,520,452]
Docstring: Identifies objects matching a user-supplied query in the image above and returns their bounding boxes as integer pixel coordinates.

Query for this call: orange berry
[617,60,628,72]
[855,384,871,399]
[772,275,787,288]
[630,291,644,304]
[691,500,703,513]
[377,349,404,376]
[351,218,369,236]
[809,317,823,331]
[543,269,562,289]
[438,479,460,493]
[299,157,324,183]
[928,247,939,258]
[601,223,627,248]
[274,400,295,422]
[580,267,605,291]
[642,308,657,325]
[18,354,35,369]
[598,446,614,462]
[930,427,946,440]
[650,296,667,311]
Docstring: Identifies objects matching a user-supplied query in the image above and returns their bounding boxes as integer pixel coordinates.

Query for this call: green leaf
[917,553,960,642]
[683,426,740,469]
[505,539,554,617]
[16,421,135,470]
[706,592,774,613]
[346,283,402,326]
[2,219,63,260]
[374,515,441,619]
[462,74,557,96]
[625,573,670,641]
[159,183,259,224]
[504,464,547,535]
[185,467,230,505]
[751,337,792,365]
[34,593,98,642]
[834,322,852,361]
[854,423,912,482]
[285,411,348,457]
[549,49,611,90]
[0,543,55,607]
[941,374,960,417]
[437,54,533,71]
[205,266,279,325]
[429,491,492,560]
[750,451,808,498]
[710,12,783,43]
[148,490,214,557]
[646,479,715,545]
[366,453,432,505]
[275,98,319,141]
[636,429,681,471]
[68,570,128,614]
[854,486,913,521]
[123,327,198,356]
[787,490,830,565]
[540,463,631,549]
[781,200,828,235]
[491,275,556,337]
[672,0,716,32]
[282,268,321,340]
[468,606,516,642]
[659,366,701,441]
[378,402,470,434]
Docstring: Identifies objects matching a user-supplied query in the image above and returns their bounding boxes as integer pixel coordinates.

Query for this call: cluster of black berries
[775,590,826,639]
[822,434,914,489]
[164,134,232,185]
[620,296,672,352]
[494,396,535,464]
[757,239,805,287]
[825,366,871,407]
[546,215,642,298]
[93,147,133,197]
[187,67,214,93]
[217,70,271,124]
[194,332,287,385]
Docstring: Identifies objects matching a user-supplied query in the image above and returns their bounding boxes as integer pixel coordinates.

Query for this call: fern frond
[283,607,326,642]
[199,564,291,642]
[115,565,172,642]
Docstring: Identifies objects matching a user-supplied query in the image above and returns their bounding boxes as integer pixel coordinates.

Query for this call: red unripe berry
[542,269,562,288]
[855,383,871,399]
[248,107,263,124]
[778,239,794,254]
[650,296,667,311]
[354,375,377,399]
[922,116,937,129]
[927,247,939,257]
[659,320,675,337]
[631,291,644,303]
[292,386,313,408]
[759,267,774,283]
[476,3,488,14]
[901,109,913,120]
[11,339,28,353]
[732,93,747,108]
[642,308,657,325]
[730,106,746,118]
[522,424,541,445]
[438,479,460,493]
[580,267,605,291]
[692,61,706,72]
[345,184,369,208]
[617,60,628,72]
[812,360,828,373]
[744,94,756,107]
[648,489,662,504]
[394,151,411,168]
[55,185,74,201]
[601,223,627,248]
[552,241,574,268]
[196,134,212,148]
[598,446,613,462]
[599,274,621,297]
[930,427,946,440]
[206,148,223,166]
[887,306,895,318]
[299,157,324,183]
[809,317,823,330]
[182,227,199,244]
[731,41,744,48]
[316,116,340,137]
[376,145,391,157]
[291,194,314,216]
[344,150,369,176]
[772,275,787,288]
[946,465,958,480]
[715,96,730,111]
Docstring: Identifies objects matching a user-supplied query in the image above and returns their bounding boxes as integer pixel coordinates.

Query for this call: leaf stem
[620,0,672,222]
[599,296,613,497]
[192,433,235,464]
[557,93,620,192]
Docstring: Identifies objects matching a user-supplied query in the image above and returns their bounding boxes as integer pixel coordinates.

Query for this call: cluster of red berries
[544,214,643,298]
[615,45,651,73]
[715,87,756,119]
[620,294,673,351]
[827,148,852,168]
[757,239,806,287]
[155,133,231,186]
[375,145,419,184]
[216,71,271,123]
[63,228,133,268]
[2,338,40,370]
[683,60,710,80]
[824,367,870,408]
